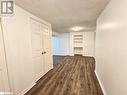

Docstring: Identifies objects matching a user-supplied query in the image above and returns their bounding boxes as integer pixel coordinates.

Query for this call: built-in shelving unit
[73,32,84,55]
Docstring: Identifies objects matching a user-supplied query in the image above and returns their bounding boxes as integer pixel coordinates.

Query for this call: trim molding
[95,71,107,95]
[18,82,36,95]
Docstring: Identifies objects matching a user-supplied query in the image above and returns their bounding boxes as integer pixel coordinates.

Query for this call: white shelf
[74,47,83,55]
[74,43,83,47]
[73,32,84,55]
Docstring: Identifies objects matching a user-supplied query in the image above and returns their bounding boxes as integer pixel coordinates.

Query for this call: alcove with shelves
[73,32,84,55]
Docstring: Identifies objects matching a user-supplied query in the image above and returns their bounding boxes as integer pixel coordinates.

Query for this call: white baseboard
[18,82,36,95]
[95,71,107,95]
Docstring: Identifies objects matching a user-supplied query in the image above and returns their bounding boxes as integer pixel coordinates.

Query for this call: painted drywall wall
[52,32,71,55]
[52,36,60,55]
[1,6,52,95]
[96,0,127,95]
[52,31,60,36]
[58,33,70,55]
[83,32,95,57]
[52,32,75,56]
[52,32,95,56]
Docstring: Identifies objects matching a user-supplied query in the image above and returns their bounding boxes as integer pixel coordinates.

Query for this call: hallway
[1,0,127,94]
[25,56,103,95]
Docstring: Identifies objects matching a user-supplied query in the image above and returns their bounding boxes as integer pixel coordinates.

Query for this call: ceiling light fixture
[70,26,84,31]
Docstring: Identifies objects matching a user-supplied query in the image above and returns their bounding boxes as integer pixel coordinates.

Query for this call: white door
[0,20,10,92]
[30,19,44,82]
[42,24,52,73]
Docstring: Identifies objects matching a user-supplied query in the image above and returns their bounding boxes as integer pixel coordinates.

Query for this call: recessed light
[70,26,84,31]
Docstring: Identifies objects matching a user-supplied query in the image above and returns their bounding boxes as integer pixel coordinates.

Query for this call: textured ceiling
[16,0,109,32]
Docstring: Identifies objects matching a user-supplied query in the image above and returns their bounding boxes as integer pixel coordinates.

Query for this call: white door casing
[0,19,10,92]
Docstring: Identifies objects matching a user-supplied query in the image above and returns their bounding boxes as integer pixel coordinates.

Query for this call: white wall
[52,32,95,56]
[52,32,75,56]
[1,6,52,95]
[52,36,60,55]
[83,32,95,57]
[96,0,127,95]
[59,33,70,55]
[52,31,60,36]
[52,33,70,55]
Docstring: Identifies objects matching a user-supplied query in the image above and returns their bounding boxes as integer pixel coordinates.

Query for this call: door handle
[42,51,46,55]
[42,52,44,55]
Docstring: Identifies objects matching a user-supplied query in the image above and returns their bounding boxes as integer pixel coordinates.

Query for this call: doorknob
[42,52,44,55]
[42,51,46,55]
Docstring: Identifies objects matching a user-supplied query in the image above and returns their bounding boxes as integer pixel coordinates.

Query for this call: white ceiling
[16,0,109,32]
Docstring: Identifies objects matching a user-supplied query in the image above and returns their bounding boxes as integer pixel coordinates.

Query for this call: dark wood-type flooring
[25,56,103,95]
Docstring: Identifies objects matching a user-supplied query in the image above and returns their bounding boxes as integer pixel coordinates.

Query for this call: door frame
[30,17,53,70]
[0,18,15,94]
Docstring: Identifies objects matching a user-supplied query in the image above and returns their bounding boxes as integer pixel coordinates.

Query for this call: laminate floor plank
[25,56,103,95]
